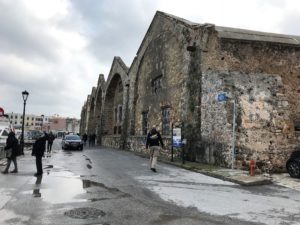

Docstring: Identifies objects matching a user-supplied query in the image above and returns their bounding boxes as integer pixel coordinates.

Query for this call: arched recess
[94,87,103,132]
[103,74,124,135]
[93,74,105,134]
[86,87,96,135]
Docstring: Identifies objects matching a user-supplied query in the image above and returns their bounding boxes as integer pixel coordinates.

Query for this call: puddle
[22,170,130,204]
[22,170,85,204]
[0,209,29,224]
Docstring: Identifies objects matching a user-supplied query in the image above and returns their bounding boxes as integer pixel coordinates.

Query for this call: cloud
[0,0,299,119]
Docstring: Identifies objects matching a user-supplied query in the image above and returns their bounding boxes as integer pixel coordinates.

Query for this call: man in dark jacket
[2,131,19,174]
[146,126,164,172]
[32,133,47,176]
[47,131,55,153]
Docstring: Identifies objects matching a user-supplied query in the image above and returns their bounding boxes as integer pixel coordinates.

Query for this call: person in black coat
[47,131,55,153]
[2,131,19,174]
[32,134,47,176]
[146,126,164,172]
[82,133,87,145]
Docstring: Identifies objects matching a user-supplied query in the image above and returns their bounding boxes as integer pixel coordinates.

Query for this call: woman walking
[2,131,19,174]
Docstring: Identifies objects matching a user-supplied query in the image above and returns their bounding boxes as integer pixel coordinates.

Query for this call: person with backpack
[146,125,164,172]
[1,131,19,174]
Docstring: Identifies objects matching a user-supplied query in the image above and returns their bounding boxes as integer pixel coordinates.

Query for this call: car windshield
[65,135,80,141]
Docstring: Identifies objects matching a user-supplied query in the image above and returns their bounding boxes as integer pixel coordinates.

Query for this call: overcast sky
[0,0,299,119]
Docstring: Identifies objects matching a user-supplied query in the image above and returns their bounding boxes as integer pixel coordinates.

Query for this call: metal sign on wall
[217,93,228,102]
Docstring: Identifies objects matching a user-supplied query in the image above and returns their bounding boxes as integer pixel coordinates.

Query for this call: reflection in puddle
[29,171,86,204]
[27,171,131,204]
[33,175,42,198]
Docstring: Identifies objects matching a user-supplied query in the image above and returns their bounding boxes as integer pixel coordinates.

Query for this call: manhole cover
[64,207,106,219]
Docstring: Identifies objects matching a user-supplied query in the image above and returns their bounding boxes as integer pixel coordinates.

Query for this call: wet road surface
[0,140,299,225]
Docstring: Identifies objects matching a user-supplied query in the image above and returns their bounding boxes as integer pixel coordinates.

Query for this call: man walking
[146,126,164,172]
[1,131,19,174]
[47,131,55,153]
[32,133,47,176]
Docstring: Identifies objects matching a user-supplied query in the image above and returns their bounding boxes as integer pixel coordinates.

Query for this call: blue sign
[217,93,228,102]
[172,128,182,148]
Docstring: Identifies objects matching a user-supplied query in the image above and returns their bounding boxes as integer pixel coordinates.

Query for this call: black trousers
[47,142,53,152]
[35,156,43,175]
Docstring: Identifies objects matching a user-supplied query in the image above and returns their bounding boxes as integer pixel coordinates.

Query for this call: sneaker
[10,170,18,173]
[1,171,8,174]
[151,168,157,173]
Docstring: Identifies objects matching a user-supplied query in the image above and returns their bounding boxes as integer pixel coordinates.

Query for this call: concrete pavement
[1,147,299,190]
[132,151,300,190]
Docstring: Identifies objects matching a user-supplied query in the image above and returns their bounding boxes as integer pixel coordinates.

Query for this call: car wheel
[287,161,300,178]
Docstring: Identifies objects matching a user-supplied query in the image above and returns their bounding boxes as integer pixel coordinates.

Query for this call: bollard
[249,160,256,176]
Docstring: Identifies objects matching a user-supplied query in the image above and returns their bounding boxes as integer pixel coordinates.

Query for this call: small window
[15,116,17,119]
[113,126,117,134]
[152,75,162,94]
[119,106,122,122]
[142,112,148,135]
[162,107,171,135]
[114,107,118,124]
[295,121,300,132]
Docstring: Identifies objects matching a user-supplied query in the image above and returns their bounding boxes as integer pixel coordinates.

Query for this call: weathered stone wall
[134,33,186,135]
[200,33,300,171]
[81,12,300,172]
[128,13,192,137]
[202,71,293,171]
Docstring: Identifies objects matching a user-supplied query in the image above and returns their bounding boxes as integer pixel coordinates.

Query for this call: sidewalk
[131,151,272,186]
[160,157,273,186]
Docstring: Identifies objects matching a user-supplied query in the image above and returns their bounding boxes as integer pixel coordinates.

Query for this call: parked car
[61,134,83,150]
[286,150,300,178]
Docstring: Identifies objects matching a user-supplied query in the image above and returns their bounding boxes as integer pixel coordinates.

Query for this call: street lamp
[20,90,29,155]
[41,114,44,131]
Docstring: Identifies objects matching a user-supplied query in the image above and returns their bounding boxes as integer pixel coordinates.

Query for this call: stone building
[81,11,300,172]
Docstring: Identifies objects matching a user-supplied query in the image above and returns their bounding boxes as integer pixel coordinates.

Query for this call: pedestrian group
[2,126,166,176]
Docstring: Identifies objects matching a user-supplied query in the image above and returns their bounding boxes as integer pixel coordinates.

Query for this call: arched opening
[94,88,102,133]
[88,97,96,135]
[103,74,124,135]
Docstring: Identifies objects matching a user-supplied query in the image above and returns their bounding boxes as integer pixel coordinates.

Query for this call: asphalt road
[0,140,299,225]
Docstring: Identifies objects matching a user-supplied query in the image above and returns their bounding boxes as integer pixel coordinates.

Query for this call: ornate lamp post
[20,90,29,154]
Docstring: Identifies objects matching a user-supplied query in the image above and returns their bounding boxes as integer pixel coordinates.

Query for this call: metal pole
[20,101,26,154]
[231,98,236,169]
[171,123,174,162]
[182,122,185,164]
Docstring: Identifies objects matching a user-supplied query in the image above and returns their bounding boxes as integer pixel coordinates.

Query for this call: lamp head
[22,90,29,102]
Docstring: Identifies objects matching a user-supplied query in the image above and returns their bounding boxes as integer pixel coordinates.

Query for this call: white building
[7,112,49,131]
